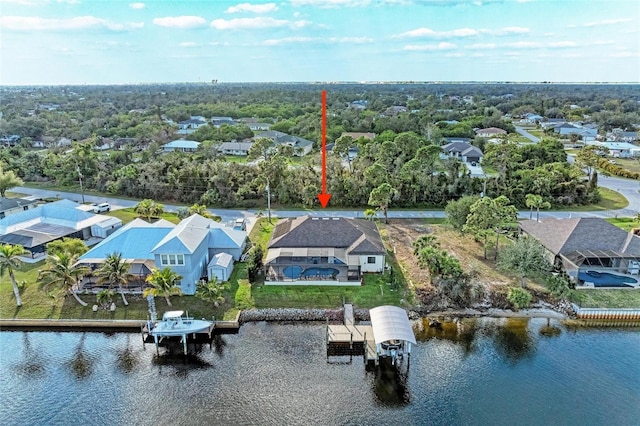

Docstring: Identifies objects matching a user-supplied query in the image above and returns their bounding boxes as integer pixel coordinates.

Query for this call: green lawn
[606,217,639,232]
[608,158,640,174]
[554,187,628,212]
[252,270,404,309]
[571,289,640,309]
[107,208,182,225]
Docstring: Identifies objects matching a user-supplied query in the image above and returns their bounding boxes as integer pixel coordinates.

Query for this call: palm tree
[195,278,228,307]
[525,193,551,222]
[95,252,132,306]
[143,267,183,307]
[38,253,90,306]
[0,243,27,307]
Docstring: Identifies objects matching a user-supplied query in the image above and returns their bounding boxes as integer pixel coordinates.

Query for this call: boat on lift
[147,311,214,354]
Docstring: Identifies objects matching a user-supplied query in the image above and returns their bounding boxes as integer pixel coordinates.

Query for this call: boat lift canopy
[369,305,416,345]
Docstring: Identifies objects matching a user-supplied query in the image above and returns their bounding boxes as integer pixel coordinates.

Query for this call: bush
[235,279,254,310]
[545,274,571,299]
[508,287,532,310]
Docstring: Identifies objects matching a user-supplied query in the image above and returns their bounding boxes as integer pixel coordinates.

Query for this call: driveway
[514,125,540,143]
[465,162,485,177]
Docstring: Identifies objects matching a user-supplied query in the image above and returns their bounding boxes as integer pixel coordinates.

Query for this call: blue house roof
[79,219,174,261]
[164,140,200,149]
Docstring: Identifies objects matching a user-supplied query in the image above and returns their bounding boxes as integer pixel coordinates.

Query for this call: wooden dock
[326,304,377,364]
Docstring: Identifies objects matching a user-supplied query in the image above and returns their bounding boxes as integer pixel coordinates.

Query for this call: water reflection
[212,335,227,357]
[15,333,46,378]
[65,333,95,379]
[373,361,410,406]
[489,318,536,364]
[152,353,213,378]
[114,334,138,374]
[539,318,562,338]
[414,317,480,356]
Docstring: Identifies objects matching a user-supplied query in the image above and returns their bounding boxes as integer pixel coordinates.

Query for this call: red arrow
[317,89,332,208]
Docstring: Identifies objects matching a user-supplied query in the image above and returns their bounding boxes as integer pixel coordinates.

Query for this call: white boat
[148,310,213,337]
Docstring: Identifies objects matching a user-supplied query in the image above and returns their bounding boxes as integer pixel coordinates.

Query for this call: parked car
[471,161,477,166]
[92,202,111,213]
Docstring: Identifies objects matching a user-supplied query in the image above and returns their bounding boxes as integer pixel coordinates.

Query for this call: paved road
[514,126,540,143]
[12,184,640,222]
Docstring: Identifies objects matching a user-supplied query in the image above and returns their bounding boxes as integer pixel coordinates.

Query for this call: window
[160,254,184,266]
[367,256,376,264]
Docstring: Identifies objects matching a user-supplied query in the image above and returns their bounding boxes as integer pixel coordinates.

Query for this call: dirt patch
[380,219,515,294]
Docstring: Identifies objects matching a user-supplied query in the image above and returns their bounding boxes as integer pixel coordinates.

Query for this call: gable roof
[164,140,200,149]
[208,252,233,269]
[152,214,213,254]
[442,141,483,157]
[79,219,174,262]
[0,197,37,213]
[269,217,385,255]
[254,130,313,150]
[519,218,640,256]
[476,127,507,135]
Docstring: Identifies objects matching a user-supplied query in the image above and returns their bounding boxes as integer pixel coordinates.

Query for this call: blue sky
[1,0,638,85]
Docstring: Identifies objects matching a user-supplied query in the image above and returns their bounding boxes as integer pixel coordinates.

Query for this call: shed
[90,216,123,238]
[207,252,234,282]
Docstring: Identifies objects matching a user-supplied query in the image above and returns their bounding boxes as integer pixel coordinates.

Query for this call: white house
[217,141,253,156]
[162,140,201,153]
[264,217,386,284]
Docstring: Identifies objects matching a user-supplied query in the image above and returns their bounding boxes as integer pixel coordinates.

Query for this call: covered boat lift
[370,305,416,367]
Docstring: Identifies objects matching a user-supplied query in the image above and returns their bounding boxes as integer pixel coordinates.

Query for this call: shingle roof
[519,218,640,256]
[208,252,233,269]
[0,197,37,213]
[269,217,385,255]
[152,214,212,254]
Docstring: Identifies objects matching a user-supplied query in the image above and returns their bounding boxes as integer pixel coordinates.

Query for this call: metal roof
[369,306,416,346]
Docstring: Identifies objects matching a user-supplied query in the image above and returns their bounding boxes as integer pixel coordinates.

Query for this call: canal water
[1,318,638,426]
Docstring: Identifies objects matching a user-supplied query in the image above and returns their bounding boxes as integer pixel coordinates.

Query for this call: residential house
[585,141,639,158]
[340,132,375,141]
[540,118,566,129]
[441,141,483,163]
[162,139,200,153]
[383,106,407,116]
[264,217,386,284]
[442,137,471,144]
[247,123,272,131]
[519,218,640,287]
[211,117,235,127]
[254,130,313,156]
[607,129,639,143]
[78,214,247,294]
[348,100,368,110]
[0,135,20,147]
[475,127,507,137]
[521,113,543,124]
[217,141,253,156]
[0,199,122,255]
[177,117,208,135]
[0,197,38,219]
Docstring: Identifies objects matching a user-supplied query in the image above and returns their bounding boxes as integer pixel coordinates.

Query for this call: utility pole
[76,164,85,203]
[266,177,272,224]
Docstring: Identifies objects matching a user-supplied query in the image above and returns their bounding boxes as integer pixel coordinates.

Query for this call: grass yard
[607,157,640,174]
[554,187,628,212]
[606,217,639,232]
[107,208,182,225]
[571,289,640,309]
[252,270,404,309]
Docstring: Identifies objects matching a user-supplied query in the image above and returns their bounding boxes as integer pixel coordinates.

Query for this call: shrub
[235,279,254,310]
[508,287,532,310]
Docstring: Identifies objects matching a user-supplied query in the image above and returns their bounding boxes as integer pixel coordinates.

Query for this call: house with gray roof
[78,214,246,295]
[0,199,122,255]
[254,130,313,156]
[217,141,253,156]
[0,197,38,219]
[177,117,208,135]
[519,218,640,287]
[265,217,386,284]
[441,141,483,163]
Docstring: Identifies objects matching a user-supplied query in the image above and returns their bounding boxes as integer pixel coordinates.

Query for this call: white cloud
[211,17,310,30]
[153,16,207,29]
[465,43,497,49]
[568,18,633,28]
[0,0,80,4]
[0,15,144,31]
[403,42,457,51]
[290,0,371,7]
[393,25,529,39]
[179,41,198,47]
[261,35,373,45]
[226,2,278,13]
[547,41,577,48]
[129,2,145,9]
[505,41,540,48]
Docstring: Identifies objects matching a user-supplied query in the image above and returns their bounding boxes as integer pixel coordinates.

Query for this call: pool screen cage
[560,250,640,281]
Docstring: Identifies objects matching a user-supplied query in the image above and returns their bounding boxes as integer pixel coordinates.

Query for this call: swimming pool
[282,266,339,279]
[578,270,638,288]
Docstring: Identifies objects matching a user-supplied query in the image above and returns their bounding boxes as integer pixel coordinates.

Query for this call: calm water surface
[1,318,639,426]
